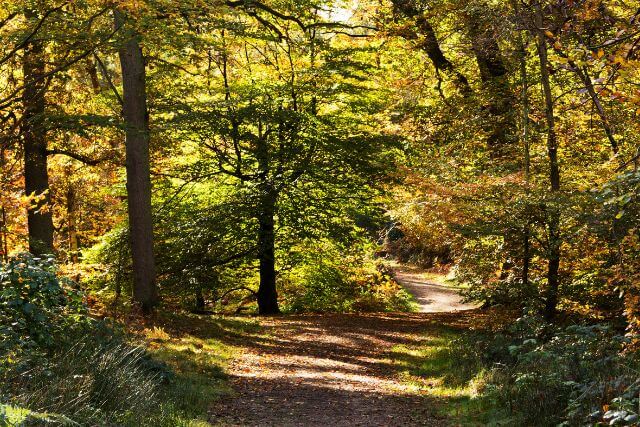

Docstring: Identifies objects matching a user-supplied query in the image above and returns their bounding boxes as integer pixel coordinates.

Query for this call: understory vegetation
[394,309,639,426]
[2,0,640,424]
[0,254,242,426]
[1,254,281,426]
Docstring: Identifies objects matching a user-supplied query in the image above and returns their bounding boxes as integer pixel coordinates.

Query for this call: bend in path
[389,263,478,313]
[211,265,478,426]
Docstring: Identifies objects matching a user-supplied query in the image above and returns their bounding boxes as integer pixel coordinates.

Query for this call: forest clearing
[2,0,640,425]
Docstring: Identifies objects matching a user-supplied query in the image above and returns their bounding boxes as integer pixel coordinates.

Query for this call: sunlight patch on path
[387,262,478,313]
[211,314,445,426]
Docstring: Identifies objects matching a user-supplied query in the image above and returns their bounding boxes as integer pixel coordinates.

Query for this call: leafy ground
[211,313,445,426]
[127,268,505,426]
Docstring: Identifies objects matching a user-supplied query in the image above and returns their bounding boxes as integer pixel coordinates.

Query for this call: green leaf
[22,302,35,314]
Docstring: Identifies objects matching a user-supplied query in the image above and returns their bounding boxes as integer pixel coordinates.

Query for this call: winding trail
[390,263,478,313]
[211,264,476,426]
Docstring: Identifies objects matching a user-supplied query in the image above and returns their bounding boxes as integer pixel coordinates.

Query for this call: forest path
[211,313,456,426]
[210,266,480,426]
[388,262,478,313]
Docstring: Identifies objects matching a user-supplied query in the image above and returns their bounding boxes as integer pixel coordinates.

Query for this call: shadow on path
[209,311,487,426]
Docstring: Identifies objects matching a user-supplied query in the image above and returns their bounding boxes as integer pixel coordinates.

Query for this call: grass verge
[131,312,263,426]
[389,310,518,426]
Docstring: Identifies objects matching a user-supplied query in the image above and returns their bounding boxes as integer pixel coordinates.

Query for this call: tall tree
[465,2,516,152]
[534,2,561,319]
[391,0,471,95]
[22,7,54,255]
[391,0,516,153]
[115,9,158,311]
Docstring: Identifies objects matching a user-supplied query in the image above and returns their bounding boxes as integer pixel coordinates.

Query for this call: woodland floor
[208,265,482,426]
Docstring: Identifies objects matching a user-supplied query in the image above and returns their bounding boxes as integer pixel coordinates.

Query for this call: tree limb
[45,148,107,165]
[0,3,67,66]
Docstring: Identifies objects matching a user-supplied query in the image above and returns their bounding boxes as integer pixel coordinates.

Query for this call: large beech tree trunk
[392,0,471,95]
[535,5,561,320]
[22,10,54,256]
[254,126,280,314]
[116,10,158,312]
[393,0,515,153]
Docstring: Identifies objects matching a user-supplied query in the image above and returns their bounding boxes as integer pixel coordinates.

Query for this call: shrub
[464,315,640,426]
[0,253,89,363]
[280,239,415,313]
[0,254,176,426]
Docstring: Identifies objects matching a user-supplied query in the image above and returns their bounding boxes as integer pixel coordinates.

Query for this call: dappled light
[2,0,640,425]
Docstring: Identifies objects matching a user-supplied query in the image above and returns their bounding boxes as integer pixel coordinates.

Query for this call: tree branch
[224,0,375,37]
[0,3,68,66]
[93,52,124,105]
[45,148,107,165]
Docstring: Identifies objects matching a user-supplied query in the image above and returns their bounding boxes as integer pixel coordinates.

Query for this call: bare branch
[45,148,107,165]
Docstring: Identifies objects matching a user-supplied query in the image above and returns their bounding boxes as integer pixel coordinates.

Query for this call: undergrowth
[0,254,248,426]
[280,240,416,313]
[394,308,640,426]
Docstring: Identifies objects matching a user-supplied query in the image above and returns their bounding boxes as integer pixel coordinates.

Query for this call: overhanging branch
[46,148,107,165]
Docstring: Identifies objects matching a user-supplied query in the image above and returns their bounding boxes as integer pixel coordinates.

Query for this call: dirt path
[389,263,478,313]
[211,266,476,426]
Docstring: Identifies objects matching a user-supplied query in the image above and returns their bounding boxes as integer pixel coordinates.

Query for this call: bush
[0,254,178,426]
[0,253,89,362]
[280,240,415,313]
[461,315,640,426]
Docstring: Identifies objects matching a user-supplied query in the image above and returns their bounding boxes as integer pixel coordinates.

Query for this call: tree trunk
[392,0,471,95]
[256,184,280,314]
[518,28,531,288]
[22,10,54,256]
[0,149,8,261]
[466,6,516,152]
[0,206,7,262]
[195,287,205,312]
[66,185,79,263]
[576,66,618,154]
[535,4,561,320]
[85,58,102,93]
[116,10,158,312]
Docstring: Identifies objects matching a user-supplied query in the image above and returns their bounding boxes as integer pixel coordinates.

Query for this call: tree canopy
[2,0,640,423]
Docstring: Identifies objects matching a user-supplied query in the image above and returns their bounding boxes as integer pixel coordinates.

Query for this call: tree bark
[544,39,619,154]
[0,206,7,262]
[22,8,54,256]
[115,10,158,312]
[392,0,472,96]
[85,58,101,93]
[518,28,531,288]
[254,126,280,314]
[195,287,205,312]
[576,66,618,154]
[256,183,280,314]
[0,148,7,261]
[66,184,79,263]
[466,6,516,152]
[535,4,561,320]
[393,0,515,152]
